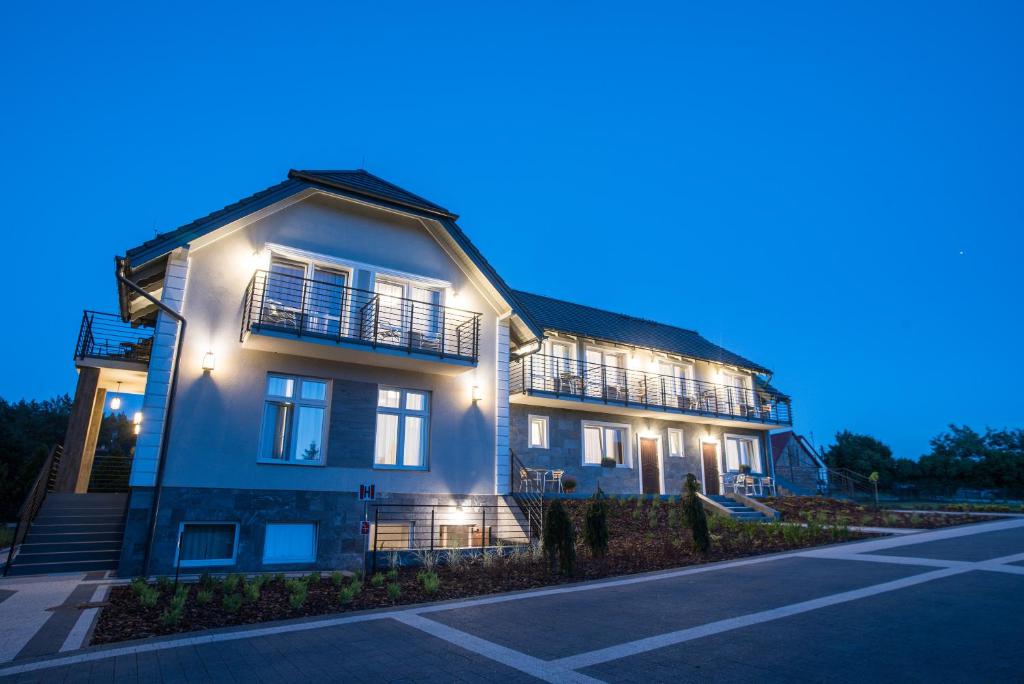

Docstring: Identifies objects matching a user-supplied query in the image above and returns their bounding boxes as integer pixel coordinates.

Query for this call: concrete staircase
[707,494,771,522]
[6,493,127,576]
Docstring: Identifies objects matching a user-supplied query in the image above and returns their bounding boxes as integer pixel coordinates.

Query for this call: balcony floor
[511,389,789,430]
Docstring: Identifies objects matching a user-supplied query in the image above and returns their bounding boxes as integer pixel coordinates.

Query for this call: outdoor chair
[759,476,777,497]
[734,474,757,496]
[549,469,565,493]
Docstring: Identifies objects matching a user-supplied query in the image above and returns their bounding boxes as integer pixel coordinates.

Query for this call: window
[584,349,626,398]
[667,428,684,458]
[258,374,329,464]
[263,522,317,564]
[375,388,430,469]
[528,415,549,449]
[177,523,238,567]
[582,421,629,466]
[725,435,762,473]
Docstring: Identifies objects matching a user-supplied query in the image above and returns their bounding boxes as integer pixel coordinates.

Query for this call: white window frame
[257,374,330,466]
[262,522,318,564]
[528,414,549,449]
[581,420,632,467]
[723,433,763,474]
[374,387,431,470]
[666,428,685,458]
[175,522,239,568]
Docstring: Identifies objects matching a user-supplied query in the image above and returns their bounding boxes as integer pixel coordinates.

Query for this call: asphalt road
[2,517,1022,683]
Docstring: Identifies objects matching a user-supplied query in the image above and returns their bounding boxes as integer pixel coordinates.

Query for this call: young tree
[542,499,576,575]
[682,473,710,553]
[824,431,898,484]
[583,487,609,559]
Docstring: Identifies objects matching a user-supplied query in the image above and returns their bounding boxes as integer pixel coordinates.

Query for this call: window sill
[582,463,632,469]
[257,459,326,467]
[179,559,235,568]
[263,558,317,565]
[372,464,429,471]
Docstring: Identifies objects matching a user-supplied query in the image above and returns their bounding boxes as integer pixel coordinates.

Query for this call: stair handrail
[822,465,875,501]
[3,444,63,576]
[509,450,544,540]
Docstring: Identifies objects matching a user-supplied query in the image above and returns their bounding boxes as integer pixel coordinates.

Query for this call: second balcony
[242,270,482,372]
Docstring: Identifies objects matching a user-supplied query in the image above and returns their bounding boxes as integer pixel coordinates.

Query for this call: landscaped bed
[763,496,1004,528]
[93,496,870,645]
[883,501,1024,514]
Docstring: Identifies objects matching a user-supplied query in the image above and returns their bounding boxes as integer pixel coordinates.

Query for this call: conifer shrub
[583,488,609,559]
[542,498,576,575]
[683,473,711,553]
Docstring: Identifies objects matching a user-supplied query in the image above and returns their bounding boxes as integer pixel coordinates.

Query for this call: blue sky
[1,2,1021,458]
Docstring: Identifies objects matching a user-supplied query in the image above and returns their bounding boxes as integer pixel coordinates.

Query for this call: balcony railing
[242,270,482,363]
[510,353,792,425]
[75,311,154,365]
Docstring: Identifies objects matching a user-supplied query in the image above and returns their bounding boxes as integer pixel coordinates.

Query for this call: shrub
[223,574,241,594]
[542,498,576,575]
[682,473,710,553]
[583,488,609,559]
[156,576,172,593]
[196,589,213,605]
[338,586,356,604]
[243,582,261,603]
[286,580,308,609]
[132,580,159,609]
[349,579,363,595]
[481,548,497,568]
[418,570,440,595]
[198,573,215,589]
[386,583,401,602]
[561,476,577,493]
[413,549,440,571]
[370,573,385,588]
[222,593,243,613]
[307,571,321,586]
[273,573,286,584]
[386,568,399,581]
[160,605,184,626]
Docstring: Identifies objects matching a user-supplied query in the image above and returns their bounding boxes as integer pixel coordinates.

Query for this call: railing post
[371,507,379,574]
[408,301,415,353]
[481,508,487,548]
[439,308,446,358]
[430,508,435,552]
[372,297,380,349]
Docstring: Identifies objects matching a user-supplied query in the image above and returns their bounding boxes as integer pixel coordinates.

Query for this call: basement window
[177,523,238,567]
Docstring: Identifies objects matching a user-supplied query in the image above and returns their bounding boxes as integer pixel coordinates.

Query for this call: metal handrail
[74,310,154,364]
[242,270,483,362]
[510,353,792,425]
[510,451,544,540]
[3,445,62,575]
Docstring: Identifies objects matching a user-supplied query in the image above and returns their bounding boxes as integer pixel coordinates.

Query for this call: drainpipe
[115,256,187,577]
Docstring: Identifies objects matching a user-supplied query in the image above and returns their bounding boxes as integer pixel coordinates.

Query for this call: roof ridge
[512,289,701,336]
[289,169,453,216]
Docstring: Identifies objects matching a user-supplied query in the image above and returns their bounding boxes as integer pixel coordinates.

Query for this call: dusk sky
[1,2,1021,459]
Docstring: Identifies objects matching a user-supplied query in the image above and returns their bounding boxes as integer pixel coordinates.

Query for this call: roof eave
[288,170,459,221]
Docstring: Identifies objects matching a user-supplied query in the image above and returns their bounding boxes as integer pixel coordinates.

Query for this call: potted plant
[600,457,617,469]
[739,463,752,475]
[561,476,578,493]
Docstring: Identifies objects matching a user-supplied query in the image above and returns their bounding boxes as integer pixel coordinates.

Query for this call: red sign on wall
[360,520,370,535]
[359,484,376,501]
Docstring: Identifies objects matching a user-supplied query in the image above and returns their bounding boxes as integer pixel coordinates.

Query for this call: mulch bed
[93,497,870,645]
[763,496,1003,528]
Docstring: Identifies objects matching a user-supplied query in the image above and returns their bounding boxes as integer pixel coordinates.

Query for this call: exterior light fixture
[109,382,122,411]
[202,351,216,373]
[471,385,482,403]
[133,424,141,435]
[133,411,143,426]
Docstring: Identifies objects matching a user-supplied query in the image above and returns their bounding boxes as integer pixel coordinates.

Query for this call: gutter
[115,256,187,577]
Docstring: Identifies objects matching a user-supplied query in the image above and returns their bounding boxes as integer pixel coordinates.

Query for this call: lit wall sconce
[109,382,122,411]
[133,411,143,426]
[201,351,216,373]
[471,385,482,403]
[133,424,141,435]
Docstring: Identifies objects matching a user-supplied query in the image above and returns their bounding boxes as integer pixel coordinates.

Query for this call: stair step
[33,514,126,525]
[27,523,124,532]
[19,540,122,554]
[12,549,121,564]
[5,559,118,576]
[22,531,124,544]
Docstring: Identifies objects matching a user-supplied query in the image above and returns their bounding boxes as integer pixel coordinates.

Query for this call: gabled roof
[119,169,543,339]
[511,289,772,374]
[770,431,794,456]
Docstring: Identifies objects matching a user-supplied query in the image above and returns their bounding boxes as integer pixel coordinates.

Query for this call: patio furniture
[733,474,757,496]
[759,476,777,497]
[557,373,581,394]
[524,467,548,493]
[548,469,565,493]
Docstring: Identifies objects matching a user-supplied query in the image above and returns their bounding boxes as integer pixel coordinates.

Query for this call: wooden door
[702,442,720,495]
[640,438,661,494]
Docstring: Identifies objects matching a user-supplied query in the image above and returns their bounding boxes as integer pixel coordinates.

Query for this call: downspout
[115,256,186,577]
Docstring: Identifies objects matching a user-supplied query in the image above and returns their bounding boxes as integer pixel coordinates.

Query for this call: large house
[19,170,793,577]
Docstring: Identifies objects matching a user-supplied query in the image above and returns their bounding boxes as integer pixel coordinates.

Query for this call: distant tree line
[1,395,136,522]
[825,426,1024,498]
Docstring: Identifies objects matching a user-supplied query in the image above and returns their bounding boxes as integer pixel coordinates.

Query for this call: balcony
[75,311,154,367]
[510,353,792,426]
[242,270,482,367]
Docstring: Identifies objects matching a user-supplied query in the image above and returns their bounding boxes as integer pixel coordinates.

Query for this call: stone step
[22,531,125,544]
[11,549,121,564]
[33,513,126,525]
[19,540,122,554]
[5,559,118,576]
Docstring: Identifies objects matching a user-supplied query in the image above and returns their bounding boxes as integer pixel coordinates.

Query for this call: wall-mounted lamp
[133,411,143,426]
[471,385,482,403]
[201,351,216,373]
[109,382,122,411]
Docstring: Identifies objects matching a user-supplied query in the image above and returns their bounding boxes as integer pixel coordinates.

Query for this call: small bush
[307,571,321,586]
[418,570,440,595]
[330,571,344,586]
[198,573,216,589]
[386,568,399,581]
[273,573,286,584]
[196,589,213,605]
[542,498,576,575]
[160,605,184,626]
[561,476,578,493]
[339,586,356,604]
[386,583,401,602]
[350,579,363,595]
[243,582,261,603]
[223,574,242,594]
[223,593,243,613]
[156,576,172,593]
[133,581,159,609]
[370,573,385,588]
[287,582,308,610]
[682,473,710,553]
[583,488,609,559]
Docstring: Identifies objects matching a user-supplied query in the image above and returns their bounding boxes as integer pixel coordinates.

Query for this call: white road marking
[59,585,109,653]
[395,613,601,684]
[0,516,1020,678]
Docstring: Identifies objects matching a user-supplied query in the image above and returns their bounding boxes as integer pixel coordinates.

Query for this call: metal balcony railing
[75,311,154,365]
[242,270,482,363]
[510,353,793,425]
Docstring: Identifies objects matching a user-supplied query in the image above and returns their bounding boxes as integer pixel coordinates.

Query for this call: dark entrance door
[702,442,720,495]
[640,438,660,494]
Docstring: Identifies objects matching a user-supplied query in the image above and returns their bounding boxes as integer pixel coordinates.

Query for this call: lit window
[375,387,430,469]
[178,523,238,567]
[667,428,684,458]
[582,422,629,466]
[263,522,317,564]
[258,374,329,464]
[725,435,762,472]
[528,415,549,449]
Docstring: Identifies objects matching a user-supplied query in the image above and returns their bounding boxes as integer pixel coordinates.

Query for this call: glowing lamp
[109,382,122,411]
[201,351,216,373]
[133,411,143,426]
[471,385,482,403]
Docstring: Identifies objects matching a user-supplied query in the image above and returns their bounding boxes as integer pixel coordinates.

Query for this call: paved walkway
[1,518,1023,682]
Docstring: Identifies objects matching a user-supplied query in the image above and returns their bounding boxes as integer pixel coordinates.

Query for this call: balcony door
[263,259,306,330]
[584,349,625,400]
[659,362,694,408]
[374,279,407,345]
[409,286,441,350]
[307,268,347,337]
[723,372,752,415]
